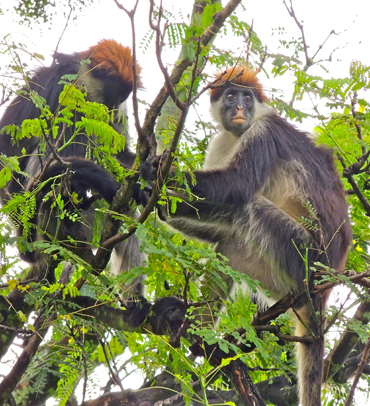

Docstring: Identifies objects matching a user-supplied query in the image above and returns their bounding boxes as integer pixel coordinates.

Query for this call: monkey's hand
[122,295,152,328]
[156,203,168,222]
[148,296,186,336]
[133,183,152,207]
[139,150,169,182]
[123,295,186,336]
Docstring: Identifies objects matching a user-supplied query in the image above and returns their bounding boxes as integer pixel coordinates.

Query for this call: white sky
[1,0,369,128]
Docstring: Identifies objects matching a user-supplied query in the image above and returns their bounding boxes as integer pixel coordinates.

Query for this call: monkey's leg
[233,195,320,294]
[231,196,325,406]
[166,217,226,243]
[169,194,319,299]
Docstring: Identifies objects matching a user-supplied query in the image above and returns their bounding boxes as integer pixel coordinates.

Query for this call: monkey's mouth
[232,118,247,124]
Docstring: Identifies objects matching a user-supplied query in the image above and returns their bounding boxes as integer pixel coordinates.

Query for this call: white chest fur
[203,129,241,170]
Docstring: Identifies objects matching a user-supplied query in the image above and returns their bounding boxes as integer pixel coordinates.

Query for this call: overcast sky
[0,0,369,128]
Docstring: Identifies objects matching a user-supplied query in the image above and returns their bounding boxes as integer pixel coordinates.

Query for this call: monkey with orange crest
[0,39,147,295]
[147,66,352,406]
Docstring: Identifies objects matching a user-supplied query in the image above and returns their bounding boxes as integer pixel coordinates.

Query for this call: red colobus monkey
[0,39,144,293]
[156,67,352,406]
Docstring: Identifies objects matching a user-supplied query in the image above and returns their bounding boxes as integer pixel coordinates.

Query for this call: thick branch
[0,264,47,359]
[254,324,315,344]
[85,0,243,280]
[332,354,370,384]
[313,269,370,293]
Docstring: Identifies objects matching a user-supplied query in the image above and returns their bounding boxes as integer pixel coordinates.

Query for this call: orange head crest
[210,66,268,104]
[81,39,143,89]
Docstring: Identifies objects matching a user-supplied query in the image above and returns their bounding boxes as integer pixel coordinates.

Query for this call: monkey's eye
[227,94,234,101]
[244,95,252,102]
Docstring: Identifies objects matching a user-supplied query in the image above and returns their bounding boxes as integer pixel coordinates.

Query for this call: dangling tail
[295,293,329,406]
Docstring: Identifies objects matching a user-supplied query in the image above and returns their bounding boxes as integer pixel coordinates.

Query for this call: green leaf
[182,40,196,62]
[17,311,27,322]
[202,2,222,27]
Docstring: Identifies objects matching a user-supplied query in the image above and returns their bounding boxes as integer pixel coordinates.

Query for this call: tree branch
[344,336,370,406]
[325,296,370,380]
[337,153,370,217]
[141,0,243,137]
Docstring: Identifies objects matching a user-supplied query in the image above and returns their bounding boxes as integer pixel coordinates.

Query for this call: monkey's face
[102,76,132,110]
[219,86,256,137]
[91,69,132,110]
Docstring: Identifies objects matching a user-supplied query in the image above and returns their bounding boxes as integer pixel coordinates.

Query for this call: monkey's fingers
[148,296,186,336]
[132,183,152,207]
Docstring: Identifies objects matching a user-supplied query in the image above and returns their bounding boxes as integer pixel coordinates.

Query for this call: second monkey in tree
[0,39,145,294]
[155,67,352,406]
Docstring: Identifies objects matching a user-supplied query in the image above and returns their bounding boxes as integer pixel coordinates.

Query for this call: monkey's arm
[116,148,137,169]
[39,157,120,203]
[166,131,280,220]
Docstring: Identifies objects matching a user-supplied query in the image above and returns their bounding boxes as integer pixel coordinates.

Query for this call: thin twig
[350,92,365,155]
[344,336,370,406]
[255,46,267,74]
[283,0,312,70]
[52,8,72,64]
[114,0,143,142]
[337,153,370,217]
[96,331,125,391]
[311,29,338,61]
[187,37,202,106]
[152,0,186,111]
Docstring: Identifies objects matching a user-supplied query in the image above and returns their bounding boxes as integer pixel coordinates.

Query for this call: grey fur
[160,85,351,406]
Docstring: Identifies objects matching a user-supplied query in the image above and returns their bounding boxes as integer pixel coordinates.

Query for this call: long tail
[111,228,147,297]
[295,293,329,406]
